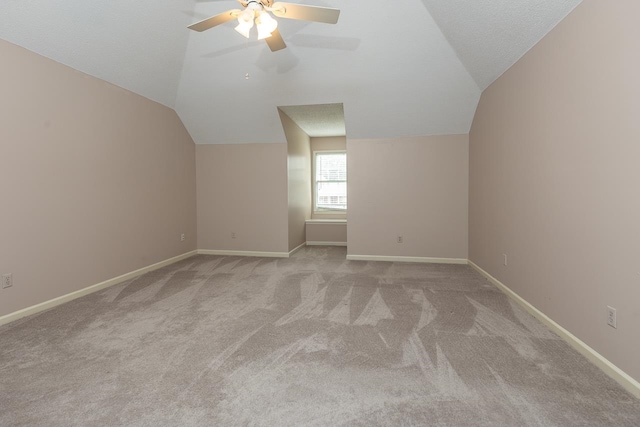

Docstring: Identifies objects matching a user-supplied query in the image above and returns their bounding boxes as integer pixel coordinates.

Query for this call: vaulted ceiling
[0,0,581,144]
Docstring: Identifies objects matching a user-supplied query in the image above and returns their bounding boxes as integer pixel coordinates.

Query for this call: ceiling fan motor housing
[238,0,274,9]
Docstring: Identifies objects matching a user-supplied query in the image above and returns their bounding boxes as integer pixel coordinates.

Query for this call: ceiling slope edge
[482,0,584,91]
[0,0,196,108]
[420,0,583,91]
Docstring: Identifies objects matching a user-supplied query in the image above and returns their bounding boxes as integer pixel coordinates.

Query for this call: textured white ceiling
[176,0,480,144]
[420,0,582,90]
[279,104,345,137]
[0,0,583,144]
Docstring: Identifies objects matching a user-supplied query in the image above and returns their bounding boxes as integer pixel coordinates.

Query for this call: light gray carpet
[1,246,638,426]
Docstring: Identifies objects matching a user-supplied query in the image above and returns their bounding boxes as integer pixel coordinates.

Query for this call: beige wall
[0,41,197,318]
[306,222,347,244]
[348,135,468,259]
[196,143,289,253]
[310,136,347,221]
[469,0,640,382]
[279,110,311,251]
[310,136,347,153]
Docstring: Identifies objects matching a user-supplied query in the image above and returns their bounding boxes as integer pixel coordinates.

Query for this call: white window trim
[313,150,347,213]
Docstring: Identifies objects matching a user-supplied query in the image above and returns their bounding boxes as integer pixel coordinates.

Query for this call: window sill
[313,209,347,214]
[305,219,347,224]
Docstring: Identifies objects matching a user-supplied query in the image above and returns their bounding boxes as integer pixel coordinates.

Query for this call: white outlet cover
[607,306,617,329]
[2,274,12,289]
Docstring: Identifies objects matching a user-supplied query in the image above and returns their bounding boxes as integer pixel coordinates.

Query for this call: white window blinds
[315,152,347,211]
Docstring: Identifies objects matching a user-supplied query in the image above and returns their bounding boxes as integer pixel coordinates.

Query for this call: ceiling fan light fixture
[256,11,277,40]
[234,9,255,38]
[234,22,252,38]
[256,25,271,40]
[188,0,340,52]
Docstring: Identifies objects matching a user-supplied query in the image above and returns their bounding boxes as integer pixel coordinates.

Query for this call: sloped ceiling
[279,103,345,137]
[0,0,194,108]
[0,0,581,144]
[420,0,582,89]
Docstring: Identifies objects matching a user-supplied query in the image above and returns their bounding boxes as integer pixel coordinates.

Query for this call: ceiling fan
[188,0,340,52]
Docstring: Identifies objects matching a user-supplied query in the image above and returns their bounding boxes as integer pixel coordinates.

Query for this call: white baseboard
[288,242,306,256]
[306,241,347,247]
[199,244,307,258]
[0,250,198,327]
[468,260,640,399]
[197,249,290,258]
[347,254,467,264]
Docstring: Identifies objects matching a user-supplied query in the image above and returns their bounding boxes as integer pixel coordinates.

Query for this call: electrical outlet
[2,274,12,289]
[181,233,185,241]
[231,232,236,239]
[397,236,403,244]
[503,254,508,266]
[607,306,617,329]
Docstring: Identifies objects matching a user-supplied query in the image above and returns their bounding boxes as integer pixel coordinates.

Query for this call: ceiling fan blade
[270,3,340,24]
[188,9,241,32]
[265,28,287,51]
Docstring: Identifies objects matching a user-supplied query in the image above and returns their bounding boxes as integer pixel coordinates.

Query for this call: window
[314,151,347,211]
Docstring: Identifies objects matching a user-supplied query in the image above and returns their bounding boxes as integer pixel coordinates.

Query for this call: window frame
[312,150,347,213]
